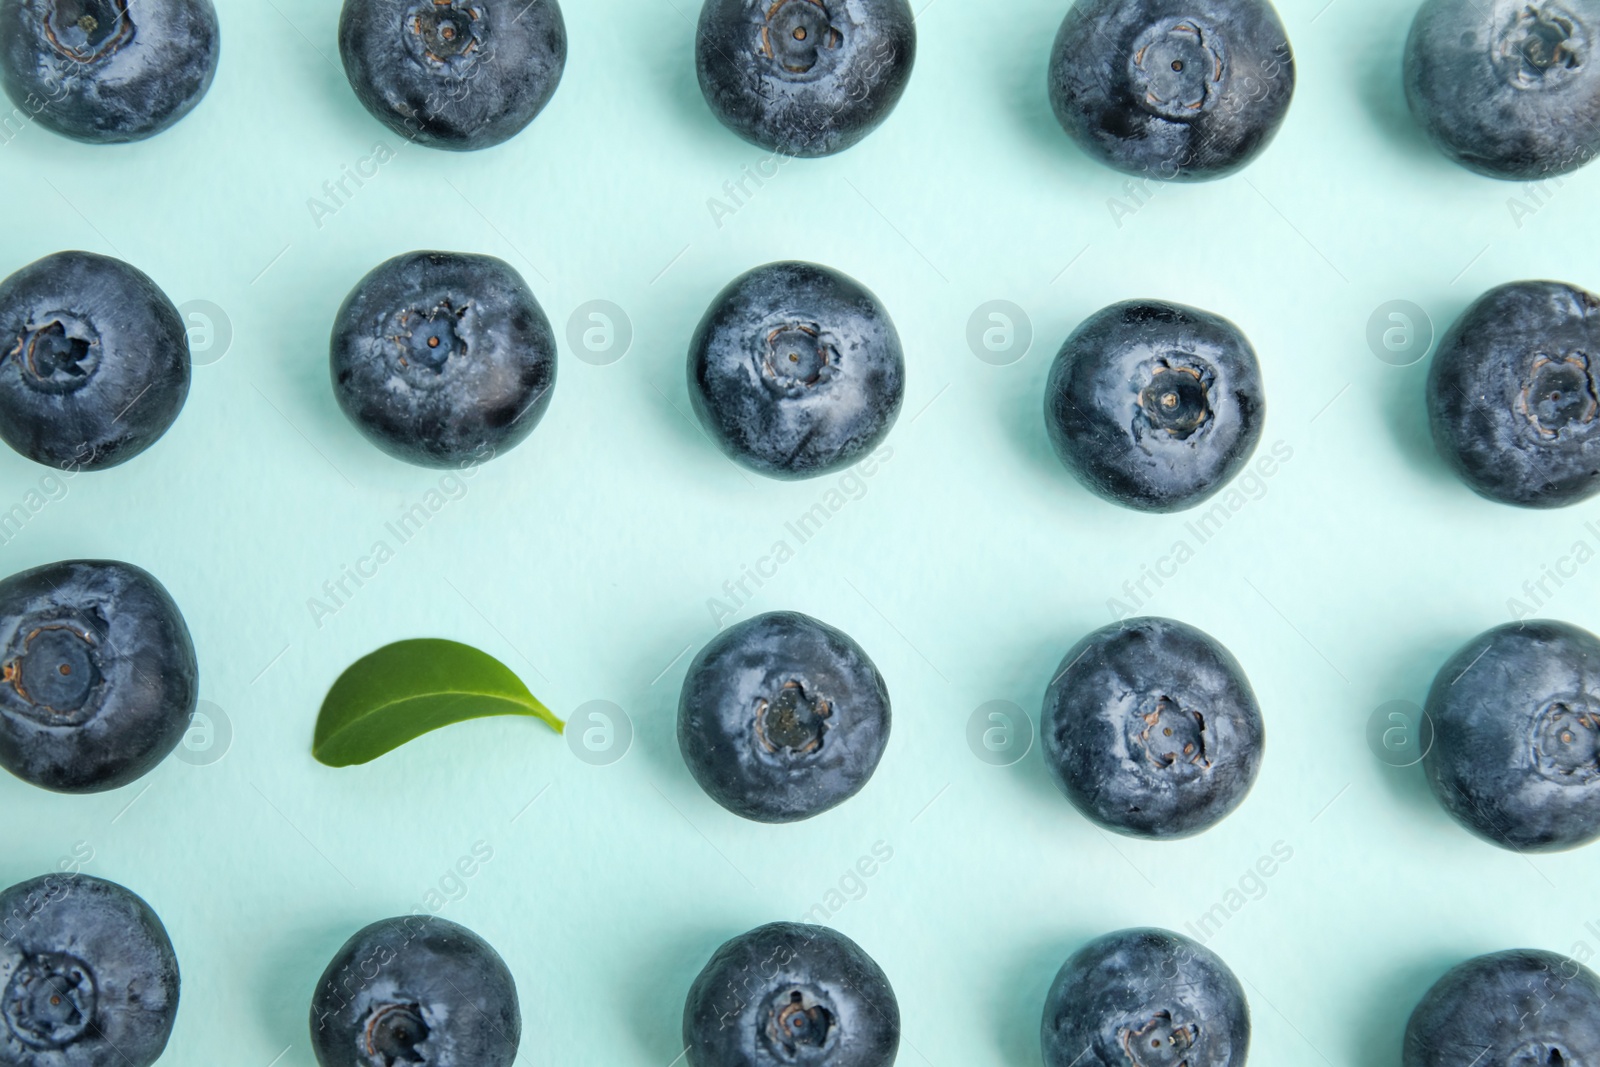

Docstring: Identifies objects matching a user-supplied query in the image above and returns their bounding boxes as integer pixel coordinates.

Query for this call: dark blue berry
[1427,280,1600,509]
[1404,949,1600,1066]
[331,251,557,469]
[1042,928,1249,1067]
[1405,0,1600,180]
[1042,617,1264,839]
[678,611,890,823]
[696,0,915,157]
[309,915,520,1067]
[0,0,218,144]
[0,873,180,1067]
[1044,299,1265,512]
[0,251,190,472]
[0,559,196,794]
[1424,619,1600,852]
[689,261,904,480]
[1047,0,1294,181]
[683,922,898,1067]
[338,0,566,151]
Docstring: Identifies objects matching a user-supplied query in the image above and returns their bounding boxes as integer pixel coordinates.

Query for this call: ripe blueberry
[1405,0,1600,180]
[1044,299,1266,512]
[0,873,180,1067]
[331,251,557,468]
[1427,279,1600,508]
[683,922,899,1067]
[696,0,916,158]
[338,0,566,151]
[309,915,520,1067]
[1041,927,1249,1067]
[0,0,219,144]
[678,611,890,823]
[1047,0,1295,181]
[0,251,190,472]
[689,261,904,480]
[1042,617,1264,839]
[1404,949,1600,1066]
[0,559,197,794]
[1423,619,1600,852]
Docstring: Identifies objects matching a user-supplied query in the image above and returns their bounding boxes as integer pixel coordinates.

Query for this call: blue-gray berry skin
[309,916,520,1067]
[689,262,904,481]
[678,611,890,823]
[0,251,190,472]
[696,0,915,158]
[1427,280,1600,509]
[1405,0,1600,180]
[0,0,218,144]
[0,560,197,795]
[1047,0,1294,181]
[1041,928,1249,1067]
[1423,620,1600,852]
[683,922,899,1067]
[0,873,180,1067]
[338,0,566,152]
[331,251,557,469]
[1044,300,1265,513]
[1042,617,1264,839]
[1405,949,1600,1066]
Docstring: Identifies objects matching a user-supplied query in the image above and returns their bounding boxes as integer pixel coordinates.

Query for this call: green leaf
[313,638,563,767]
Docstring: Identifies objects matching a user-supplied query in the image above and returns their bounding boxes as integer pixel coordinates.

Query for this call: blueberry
[1042,617,1264,839]
[688,262,904,480]
[1041,927,1249,1067]
[1405,0,1600,180]
[0,873,180,1067]
[1044,299,1265,512]
[0,251,190,472]
[695,0,915,158]
[678,611,890,823]
[1427,280,1600,509]
[310,915,520,1067]
[1404,948,1600,1065]
[683,922,898,1067]
[0,559,196,795]
[338,0,566,151]
[1423,619,1600,852]
[331,251,557,468]
[0,0,218,144]
[1047,0,1295,181]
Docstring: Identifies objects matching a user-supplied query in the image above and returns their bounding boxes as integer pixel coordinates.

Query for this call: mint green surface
[1,0,1597,1064]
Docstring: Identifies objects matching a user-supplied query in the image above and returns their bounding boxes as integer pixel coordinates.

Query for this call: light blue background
[1,0,1598,1063]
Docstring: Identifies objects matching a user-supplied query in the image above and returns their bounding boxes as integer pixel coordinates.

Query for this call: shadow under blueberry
[1354,6,1439,164]
[1001,356,1102,508]
[997,932,1099,1067]
[622,923,744,1063]
[253,917,372,1054]
[1379,341,1462,488]
[1365,626,1480,819]
[1347,953,1459,1066]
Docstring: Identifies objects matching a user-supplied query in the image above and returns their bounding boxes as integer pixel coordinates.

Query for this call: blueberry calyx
[762,0,843,77]
[1137,359,1214,441]
[12,315,102,394]
[1519,352,1599,438]
[1119,1009,1199,1067]
[1130,18,1226,122]
[5,621,103,722]
[762,323,836,394]
[1132,696,1210,775]
[755,681,830,756]
[1495,4,1586,90]
[363,1002,431,1066]
[1533,699,1600,783]
[42,0,134,63]
[406,1,488,70]
[2,951,98,1050]
[392,301,470,375]
[764,986,835,1059]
